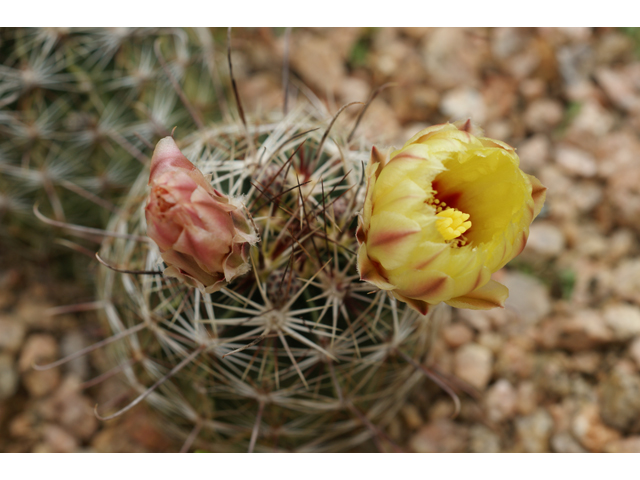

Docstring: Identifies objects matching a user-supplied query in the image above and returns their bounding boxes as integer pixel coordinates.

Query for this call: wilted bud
[356,121,546,315]
[145,137,259,293]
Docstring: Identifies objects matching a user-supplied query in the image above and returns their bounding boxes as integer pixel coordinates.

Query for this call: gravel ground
[3,27,640,452]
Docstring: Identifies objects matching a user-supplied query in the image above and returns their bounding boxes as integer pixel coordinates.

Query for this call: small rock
[517,134,550,172]
[37,376,98,440]
[599,366,640,431]
[629,337,640,369]
[484,379,517,423]
[456,310,492,332]
[569,351,602,374]
[569,100,614,138]
[555,145,598,177]
[502,272,551,324]
[551,432,587,453]
[606,437,640,453]
[454,343,493,390]
[595,67,640,112]
[427,399,456,421]
[477,332,504,354]
[469,425,501,453]
[59,331,90,379]
[9,412,38,439]
[606,229,634,263]
[289,33,345,95]
[0,318,26,353]
[612,259,640,304]
[440,87,487,124]
[496,338,534,380]
[338,77,370,103]
[15,298,55,330]
[603,303,640,341]
[524,98,563,132]
[515,409,554,453]
[22,369,61,397]
[540,310,613,351]
[442,323,474,348]
[0,354,19,401]
[18,334,58,372]
[41,424,78,453]
[533,353,572,398]
[572,404,621,452]
[516,381,538,415]
[566,182,603,215]
[409,419,468,453]
[525,222,565,257]
[400,404,423,430]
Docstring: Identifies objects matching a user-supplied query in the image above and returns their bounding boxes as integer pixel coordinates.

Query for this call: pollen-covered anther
[436,207,471,241]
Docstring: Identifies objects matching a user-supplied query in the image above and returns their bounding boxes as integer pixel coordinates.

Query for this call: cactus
[96,100,446,452]
[3,28,451,452]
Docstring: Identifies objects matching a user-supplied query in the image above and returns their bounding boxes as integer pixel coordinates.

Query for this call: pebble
[569,351,602,374]
[533,353,572,398]
[599,366,640,431]
[525,222,565,257]
[550,432,587,453]
[603,303,640,341]
[440,87,487,124]
[517,134,550,172]
[595,67,640,112]
[22,369,61,398]
[422,28,483,89]
[400,404,423,430]
[612,259,640,304]
[477,332,504,355]
[0,354,19,401]
[18,334,58,372]
[456,309,492,333]
[515,409,554,453]
[555,145,598,177]
[441,322,474,349]
[289,33,345,95]
[409,419,468,453]
[469,425,501,453]
[0,318,27,353]
[501,272,551,325]
[59,331,90,379]
[605,436,640,453]
[91,411,175,453]
[516,381,538,415]
[484,379,517,423]
[572,404,621,452]
[569,100,614,138]
[496,338,534,380]
[453,343,493,391]
[9,411,38,439]
[40,423,78,453]
[38,376,98,440]
[629,337,640,369]
[524,98,563,132]
[539,310,613,351]
[15,298,55,330]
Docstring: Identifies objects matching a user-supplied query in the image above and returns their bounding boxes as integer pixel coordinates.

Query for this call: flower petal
[445,279,509,310]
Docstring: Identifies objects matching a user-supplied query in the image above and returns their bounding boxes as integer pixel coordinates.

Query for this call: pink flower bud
[145,137,259,293]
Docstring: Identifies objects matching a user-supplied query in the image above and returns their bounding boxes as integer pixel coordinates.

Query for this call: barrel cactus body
[97,101,440,452]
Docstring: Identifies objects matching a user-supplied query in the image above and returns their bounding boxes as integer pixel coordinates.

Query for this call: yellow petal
[445,279,509,310]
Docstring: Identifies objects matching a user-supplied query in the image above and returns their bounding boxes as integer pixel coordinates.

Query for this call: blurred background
[2,27,640,452]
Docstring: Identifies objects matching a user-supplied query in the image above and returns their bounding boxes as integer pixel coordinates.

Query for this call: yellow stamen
[436,207,471,241]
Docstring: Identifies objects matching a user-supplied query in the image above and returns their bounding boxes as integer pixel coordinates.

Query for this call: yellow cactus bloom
[356,121,546,315]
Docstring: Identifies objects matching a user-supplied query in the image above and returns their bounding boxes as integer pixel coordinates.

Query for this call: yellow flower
[356,121,546,315]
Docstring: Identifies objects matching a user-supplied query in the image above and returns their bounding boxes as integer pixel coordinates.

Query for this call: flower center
[436,207,471,241]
